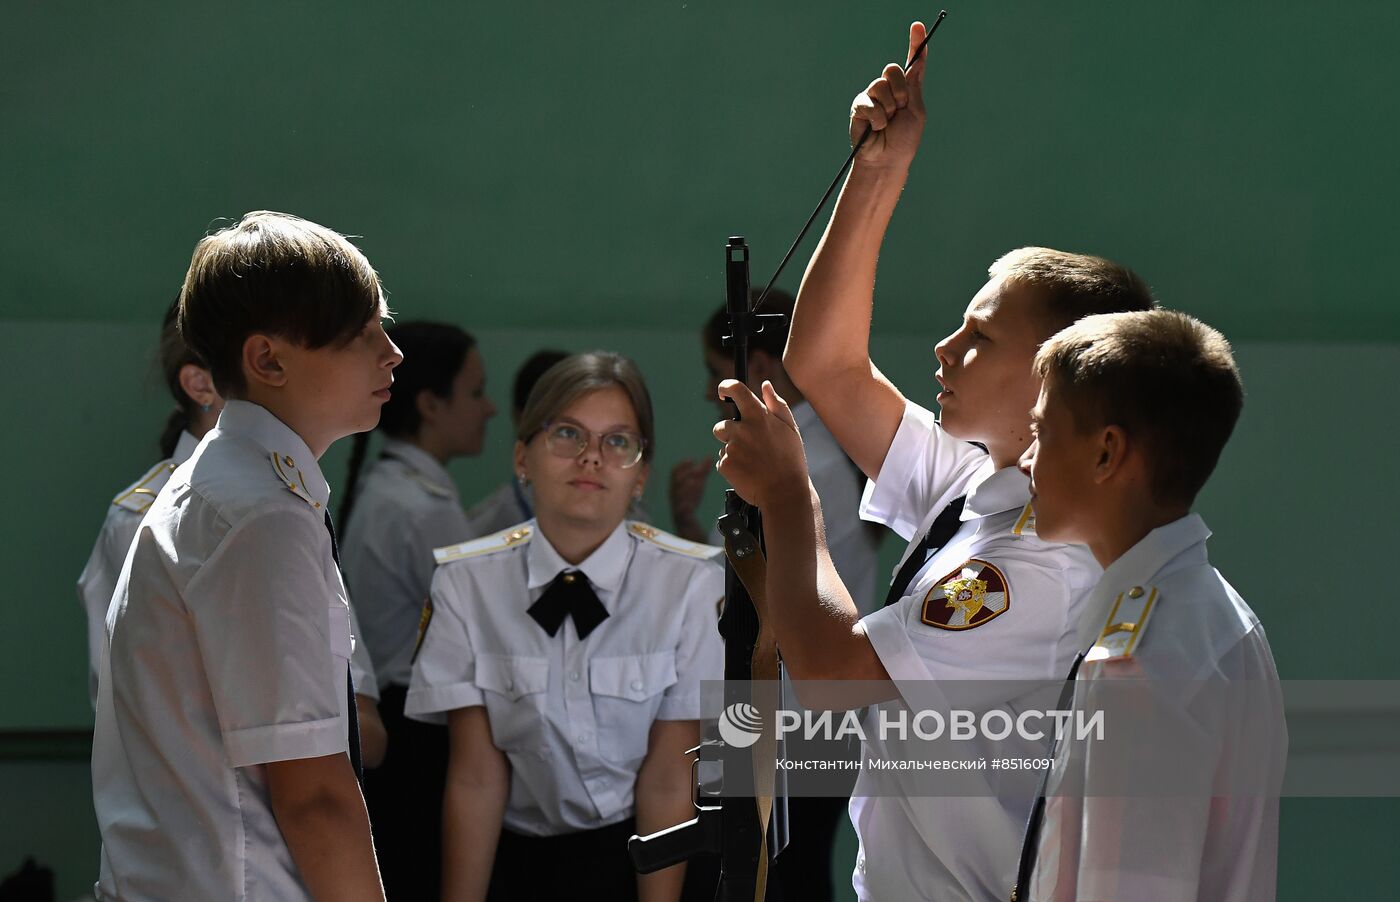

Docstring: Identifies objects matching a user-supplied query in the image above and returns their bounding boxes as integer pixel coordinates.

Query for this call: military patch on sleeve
[411,596,434,664]
[920,559,1011,630]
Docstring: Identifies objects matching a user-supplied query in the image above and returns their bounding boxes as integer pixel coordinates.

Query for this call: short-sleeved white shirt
[850,401,1102,901]
[1029,514,1284,902]
[341,437,475,688]
[406,519,724,836]
[92,400,357,902]
[77,430,199,707]
[78,429,377,706]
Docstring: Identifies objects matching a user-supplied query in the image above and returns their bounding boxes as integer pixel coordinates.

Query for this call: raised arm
[784,21,931,480]
[442,706,510,902]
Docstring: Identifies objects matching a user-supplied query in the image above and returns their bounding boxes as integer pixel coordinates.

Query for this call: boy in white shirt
[1015,309,1284,901]
[92,211,402,901]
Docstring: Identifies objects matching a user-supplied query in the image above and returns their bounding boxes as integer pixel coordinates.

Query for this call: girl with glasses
[407,351,723,902]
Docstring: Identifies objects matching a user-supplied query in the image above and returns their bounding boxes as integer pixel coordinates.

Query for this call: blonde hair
[517,351,655,462]
[988,247,1156,334]
[1034,309,1243,506]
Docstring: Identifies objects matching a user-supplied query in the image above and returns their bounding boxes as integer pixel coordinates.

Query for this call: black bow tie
[528,570,609,640]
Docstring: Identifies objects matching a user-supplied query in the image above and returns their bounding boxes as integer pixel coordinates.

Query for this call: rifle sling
[724,540,779,902]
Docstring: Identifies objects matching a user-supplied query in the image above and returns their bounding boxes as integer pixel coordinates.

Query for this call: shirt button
[577,732,591,744]
[505,679,515,691]
[1128,586,1145,599]
[630,679,643,692]
[569,671,581,682]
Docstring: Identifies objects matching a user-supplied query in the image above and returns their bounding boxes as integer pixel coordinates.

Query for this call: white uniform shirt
[92,400,357,902]
[407,519,724,836]
[851,400,1102,902]
[1030,514,1284,902]
[341,437,475,688]
[77,431,199,707]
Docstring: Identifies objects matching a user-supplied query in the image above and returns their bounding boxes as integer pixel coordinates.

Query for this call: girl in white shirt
[408,351,723,902]
[77,298,223,706]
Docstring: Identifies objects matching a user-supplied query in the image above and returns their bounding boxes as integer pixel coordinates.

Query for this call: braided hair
[157,295,208,458]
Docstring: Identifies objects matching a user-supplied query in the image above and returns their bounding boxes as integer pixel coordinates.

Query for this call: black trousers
[488,818,639,902]
[363,684,449,902]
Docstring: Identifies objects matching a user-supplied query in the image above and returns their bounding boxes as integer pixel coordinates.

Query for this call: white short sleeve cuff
[859,402,941,540]
[404,682,485,725]
[862,603,935,685]
[224,716,347,768]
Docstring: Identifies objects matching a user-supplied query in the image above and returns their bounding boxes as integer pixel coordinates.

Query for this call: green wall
[3,0,1397,897]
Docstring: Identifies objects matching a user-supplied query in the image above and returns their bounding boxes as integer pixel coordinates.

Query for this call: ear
[416,388,442,428]
[1093,425,1130,485]
[631,461,651,498]
[512,440,529,482]
[242,335,288,388]
[178,363,220,409]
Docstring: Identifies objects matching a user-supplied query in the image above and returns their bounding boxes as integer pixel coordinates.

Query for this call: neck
[536,511,619,566]
[1086,501,1191,569]
[190,409,219,440]
[239,389,333,458]
[984,433,1032,471]
[409,430,450,465]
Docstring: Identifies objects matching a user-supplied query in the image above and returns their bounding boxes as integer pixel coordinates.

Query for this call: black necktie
[882,495,968,608]
[528,570,609,639]
[324,511,363,782]
[1011,651,1087,900]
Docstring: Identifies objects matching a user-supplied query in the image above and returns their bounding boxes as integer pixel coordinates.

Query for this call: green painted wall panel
[3,1,1398,338]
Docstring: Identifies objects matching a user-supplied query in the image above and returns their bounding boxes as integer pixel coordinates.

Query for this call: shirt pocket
[475,654,549,750]
[589,651,679,764]
[328,603,353,662]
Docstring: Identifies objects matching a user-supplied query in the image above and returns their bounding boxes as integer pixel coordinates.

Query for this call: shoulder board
[434,525,532,565]
[111,459,176,513]
[406,471,454,499]
[1010,502,1038,537]
[1086,585,1159,662]
[270,451,322,511]
[627,521,723,560]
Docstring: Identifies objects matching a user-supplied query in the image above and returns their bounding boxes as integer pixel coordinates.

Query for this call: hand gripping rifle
[629,14,947,901]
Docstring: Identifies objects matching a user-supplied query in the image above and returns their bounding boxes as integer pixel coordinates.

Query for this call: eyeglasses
[540,421,647,469]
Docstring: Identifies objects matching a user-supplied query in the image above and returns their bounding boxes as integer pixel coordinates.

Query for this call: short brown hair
[517,351,656,463]
[1034,310,1243,507]
[177,211,383,396]
[989,247,1156,334]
